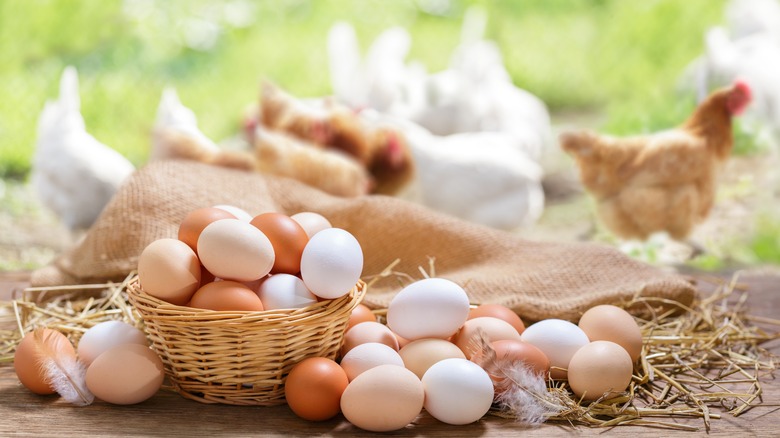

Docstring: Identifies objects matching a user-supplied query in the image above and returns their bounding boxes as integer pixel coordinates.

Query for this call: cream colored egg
[137,238,201,305]
[197,219,275,282]
[340,342,405,381]
[451,317,522,359]
[520,319,589,379]
[77,321,148,366]
[568,341,634,401]
[85,344,164,405]
[340,364,424,432]
[290,211,332,238]
[213,204,253,221]
[341,322,399,356]
[578,305,643,362]
[399,338,466,379]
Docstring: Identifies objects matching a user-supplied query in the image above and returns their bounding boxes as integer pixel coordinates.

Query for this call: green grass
[2,0,777,269]
[0,0,733,178]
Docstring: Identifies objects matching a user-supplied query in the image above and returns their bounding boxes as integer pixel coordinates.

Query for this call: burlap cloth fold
[31,160,696,322]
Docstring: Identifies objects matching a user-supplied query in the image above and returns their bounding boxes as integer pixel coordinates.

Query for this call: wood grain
[1,271,778,437]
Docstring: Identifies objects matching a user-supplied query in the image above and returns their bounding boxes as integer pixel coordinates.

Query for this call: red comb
[733,78,752,102]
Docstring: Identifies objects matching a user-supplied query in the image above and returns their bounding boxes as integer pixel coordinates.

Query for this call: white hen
[378,114,545,230]
[151,87,221,161]
[32,67,135,231]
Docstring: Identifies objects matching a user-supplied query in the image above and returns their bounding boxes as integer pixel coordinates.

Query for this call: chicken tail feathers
[559,131,595,157]
[59,66,81,113]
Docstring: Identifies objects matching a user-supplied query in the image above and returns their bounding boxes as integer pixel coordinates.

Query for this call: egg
[250,212,309,274]
[300,228,363,299]
[213,204,253,221]
[421,358,494,425]
[340,364,424,432]
[451,316,522,359]
[386,278,470,341]
[399,338,466,379]
[137,238,201,305]
[578,305,643,362]
[85,344,164,405]
[77,321,148,366]
[178,207,237,253]
[257,274,316,310]
[567,341,634,401]
[341,321,399,355]
[284,357,349,421]
[468,304,526,335]
[190,280,265,311]
[520,319,589,379]
[346,304,377,331]
[340,342,405,381]
[14,329,76,395]
[290,211,332,238]
[490,339,550,378]
[197,219,275,282]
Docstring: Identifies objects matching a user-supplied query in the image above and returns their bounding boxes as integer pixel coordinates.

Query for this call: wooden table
[1,271,778,437]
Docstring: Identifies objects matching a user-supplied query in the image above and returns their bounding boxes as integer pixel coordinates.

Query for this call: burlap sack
[31,160,696,322]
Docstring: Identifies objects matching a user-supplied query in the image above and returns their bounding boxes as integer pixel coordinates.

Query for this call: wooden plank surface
[1,271,778,437]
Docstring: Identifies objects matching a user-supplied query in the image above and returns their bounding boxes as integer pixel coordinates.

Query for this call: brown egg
[14,329,76,395]
[491,340,550,379]
[568,341,634,401]
[190,281,265,311]
[452,317,522,359]
[469,304,526,335]
[341,322,399,356]
[85,344,164,405]
[178,207,237,253]
[137,238,201,305]
[578,305,643,362]
[285,357,349,421]
[346,304,377,331]
[250,212,309,275]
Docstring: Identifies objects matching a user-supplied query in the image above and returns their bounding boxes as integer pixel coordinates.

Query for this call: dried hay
[0,269,777,432]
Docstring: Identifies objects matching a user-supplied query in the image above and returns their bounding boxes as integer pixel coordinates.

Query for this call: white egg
[258,274,317,310]
[197,219,275,282]
[386,278,469,341]
[340,342,405,381]
[290,212,332,238]
[213,204,253,221]
[520,319,590,379]
[300,228,363,299]
[77,321,148,366]
[421,358,494,425]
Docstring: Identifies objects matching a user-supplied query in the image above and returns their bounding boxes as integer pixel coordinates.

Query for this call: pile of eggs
[14,321,163,405]
[138,205,364,310]
[284,278,643,432]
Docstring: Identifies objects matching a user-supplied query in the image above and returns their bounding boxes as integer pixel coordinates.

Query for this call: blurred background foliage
[3,0,778,271]
[0,0,731,178]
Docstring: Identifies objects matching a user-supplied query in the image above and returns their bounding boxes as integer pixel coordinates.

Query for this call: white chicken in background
[151,87,221,161]
[381,114,545,230]
[327,7,553,162]
[32,66,135,231]
[326,7,550,229]
[683,0,780,149]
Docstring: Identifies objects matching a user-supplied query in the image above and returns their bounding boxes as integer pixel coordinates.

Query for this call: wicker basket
[126,275,366,406]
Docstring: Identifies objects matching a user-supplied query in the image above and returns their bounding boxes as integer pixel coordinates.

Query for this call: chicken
[560,81,752,241]
[254,81,416,195]
[326,8,553,162]
[379,114,545,230]
[32,66,136,231]
[151,88,222,161]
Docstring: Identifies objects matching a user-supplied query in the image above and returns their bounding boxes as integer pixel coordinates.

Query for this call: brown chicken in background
[248,81,416,196]
[560,80,752,241]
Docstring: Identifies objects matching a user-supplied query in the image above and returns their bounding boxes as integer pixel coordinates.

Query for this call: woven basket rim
[126,275,366,321]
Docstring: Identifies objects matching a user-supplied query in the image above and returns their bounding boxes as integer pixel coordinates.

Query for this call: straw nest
[1,270,778,431]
